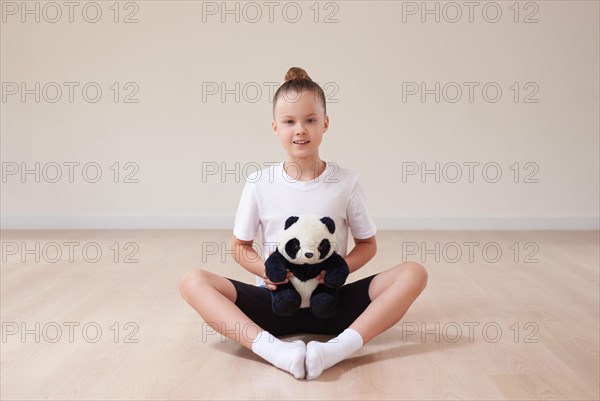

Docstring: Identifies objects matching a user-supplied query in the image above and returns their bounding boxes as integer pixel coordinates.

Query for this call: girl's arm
[231,236,293,290]
[344,235,377,273]
[231,235,266,277]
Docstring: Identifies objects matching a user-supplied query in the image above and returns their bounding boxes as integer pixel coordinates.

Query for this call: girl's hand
[262,269,294,291]
[317,270,326,284]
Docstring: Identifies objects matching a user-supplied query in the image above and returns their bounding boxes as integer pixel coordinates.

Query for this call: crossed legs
[179,261,428,378]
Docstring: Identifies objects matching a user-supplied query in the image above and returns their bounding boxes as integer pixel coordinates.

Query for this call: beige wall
[1,1,598,229]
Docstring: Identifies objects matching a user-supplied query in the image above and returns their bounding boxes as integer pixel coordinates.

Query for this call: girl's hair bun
[273,67,325,117]
[285,67,312,82]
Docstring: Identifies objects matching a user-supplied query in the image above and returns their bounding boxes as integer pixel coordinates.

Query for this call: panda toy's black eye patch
[317,239,331,259]
[285,238,301,259]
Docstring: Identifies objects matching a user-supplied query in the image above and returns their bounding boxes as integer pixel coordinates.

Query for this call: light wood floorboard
[1,230,598,400]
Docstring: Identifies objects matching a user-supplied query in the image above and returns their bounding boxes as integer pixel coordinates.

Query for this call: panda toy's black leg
[271,283,301,316]
[309,285,338,318]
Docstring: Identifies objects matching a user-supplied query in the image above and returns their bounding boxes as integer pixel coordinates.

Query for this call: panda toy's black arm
[264,248,289,283]
[321,252,350,289]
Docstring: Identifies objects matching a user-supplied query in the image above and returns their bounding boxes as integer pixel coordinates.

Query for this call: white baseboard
[373,217,599,230]
[1,216,598,230]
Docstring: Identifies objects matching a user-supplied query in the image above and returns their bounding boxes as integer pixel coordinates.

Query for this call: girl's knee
[179,268,211,298]
[179,268,236,303]
[397,261,428,291]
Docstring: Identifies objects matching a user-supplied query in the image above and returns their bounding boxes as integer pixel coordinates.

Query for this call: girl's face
[272,90,329,160]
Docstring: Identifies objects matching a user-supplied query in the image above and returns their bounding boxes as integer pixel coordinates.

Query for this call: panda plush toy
[264,214,350,318]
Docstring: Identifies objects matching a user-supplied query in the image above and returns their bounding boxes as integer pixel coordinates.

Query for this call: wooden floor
[1,230,598,400]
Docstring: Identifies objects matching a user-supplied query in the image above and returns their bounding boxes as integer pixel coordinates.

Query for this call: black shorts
[226,274,377,336]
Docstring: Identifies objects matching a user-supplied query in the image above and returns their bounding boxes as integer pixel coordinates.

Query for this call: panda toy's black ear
[284,216,300,230]
[320,217,335,234]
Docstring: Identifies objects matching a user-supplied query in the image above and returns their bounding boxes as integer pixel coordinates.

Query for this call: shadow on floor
[208,326,473,381]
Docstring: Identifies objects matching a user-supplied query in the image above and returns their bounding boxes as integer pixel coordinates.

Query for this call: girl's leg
[351,261,429,343]
[305,261,428,379]
[179,269,306,378]
[179,269,256,348]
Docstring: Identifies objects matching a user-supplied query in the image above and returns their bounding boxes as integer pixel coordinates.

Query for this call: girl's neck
[284,158,326,182]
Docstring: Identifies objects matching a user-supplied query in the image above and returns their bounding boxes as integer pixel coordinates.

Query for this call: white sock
[251,331,306,379]
[305,328,364,380]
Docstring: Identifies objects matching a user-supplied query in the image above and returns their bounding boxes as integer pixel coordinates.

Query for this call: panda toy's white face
[278,215,337,265]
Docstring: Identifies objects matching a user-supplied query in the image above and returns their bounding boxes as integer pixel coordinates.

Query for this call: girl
[179,67,428,380]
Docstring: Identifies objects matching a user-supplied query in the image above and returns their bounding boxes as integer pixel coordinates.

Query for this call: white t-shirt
[233,160,377,286]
